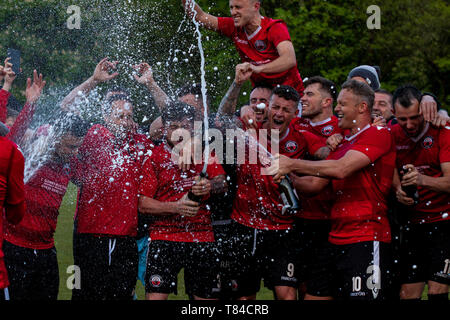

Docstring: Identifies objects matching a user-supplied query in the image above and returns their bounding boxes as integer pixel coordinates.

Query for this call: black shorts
[3,240,59,300]
[400,221,450,285]
[145,240,220,299]
[228,221,300,297]
[72,233,138,300]
[295,219,334,297]
[331,241,393,301]
[211,220,240,300]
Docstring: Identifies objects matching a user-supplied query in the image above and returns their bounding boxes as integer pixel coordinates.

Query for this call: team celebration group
[0,0,449,301]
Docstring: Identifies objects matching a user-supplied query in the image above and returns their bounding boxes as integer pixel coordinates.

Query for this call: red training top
[74,124,151,236]
[391,122,450,224]
[231,122,324,230]
[292,116,344,220]
[0,137,25,288]
[218,16,304,95]
[4,159,75,249]
[139,143,225,242]
[327,125,395,245]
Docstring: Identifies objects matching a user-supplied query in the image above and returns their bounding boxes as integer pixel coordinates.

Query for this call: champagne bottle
[187,171,207,203]
[401,167,419,205]
[279,176,300,215]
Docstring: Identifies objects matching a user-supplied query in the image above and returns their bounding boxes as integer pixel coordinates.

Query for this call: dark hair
[392,85,422,111]
[161,100,197,125]
[63,116,90,138]
[176,83,211,108]
[250,82,273,95]
[341,79,375,112]
[6,108,19,119]
[303,76,337,101]
[374,88,393,106]
[271,85,300,103]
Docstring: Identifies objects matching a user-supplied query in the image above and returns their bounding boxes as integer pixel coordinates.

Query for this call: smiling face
[250,87,272,122]
[267,94,299,137]
[373,92,394,120]
[229,0,260,28]
[394,99,424,137]
[300,83,327,119]
[335,89,360,130]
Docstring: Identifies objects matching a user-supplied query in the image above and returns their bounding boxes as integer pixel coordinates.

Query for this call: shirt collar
[345,124,371,141]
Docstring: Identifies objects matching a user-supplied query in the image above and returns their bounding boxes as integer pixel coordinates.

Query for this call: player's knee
[399,285,423,300]
[275,286,297,300]
[427,282,448,295]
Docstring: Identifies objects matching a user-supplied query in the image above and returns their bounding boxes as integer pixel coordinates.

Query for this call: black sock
[428,293,449,301]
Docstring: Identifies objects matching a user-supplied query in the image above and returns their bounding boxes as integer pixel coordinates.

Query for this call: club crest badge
[254,40,267,51]
[321,125,334,136]
[285,140,298,153]
[422,136,434,149]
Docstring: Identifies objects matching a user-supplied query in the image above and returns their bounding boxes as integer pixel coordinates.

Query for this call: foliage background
[0,0,448,124]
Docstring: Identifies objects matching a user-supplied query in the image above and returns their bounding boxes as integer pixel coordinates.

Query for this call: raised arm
[182,0,219,31]
[7,70,46,143]
[60,58,118,111]
[133,62,169,110]
[269,150,372,183]
[250,41,297,75]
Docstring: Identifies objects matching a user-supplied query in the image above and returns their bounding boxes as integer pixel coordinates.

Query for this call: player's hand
[249,64,263,74]
[372,115,386,127]
[240,104,258,130]
[92,58,119,83]
[326,133,343,151]
[175,193,200,217]
[235,63,252,85]
[25,69,46,104]
[420,95,437,122]
[133,62,154,86]
[400,164,423,187]
[396,186,414,206]
[266,153,292,183]
[2,67,16,91]
[431,112,450,128]
[191,176,211,196]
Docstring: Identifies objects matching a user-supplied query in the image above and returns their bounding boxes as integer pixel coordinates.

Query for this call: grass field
[54,183,274,300]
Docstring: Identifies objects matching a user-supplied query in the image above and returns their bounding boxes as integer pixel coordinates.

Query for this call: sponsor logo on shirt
[422,136,434,149]
[284,140,298,153]
[254,40,267,51]
[41,179,67,195]
[321,125,334,136]
[396,145,410,150]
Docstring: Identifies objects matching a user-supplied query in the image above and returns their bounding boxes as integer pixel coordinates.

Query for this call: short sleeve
[267,21,291,48]
[139,157,158,198]
[351,127,392,163]
[217,17,236,38]
[6,145,25,206]
[439,124,450,164]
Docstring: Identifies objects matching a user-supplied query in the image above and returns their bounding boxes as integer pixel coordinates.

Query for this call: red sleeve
[439,124,450,163]
[301,130,326,155]
[217,17,236,38]
[138,157,158,198]
[5,144,25,207]
[351,127,392,163]
[0,89,11,123]
[5,144,26,224]
[267,21,291,48]
[6,103,36,143]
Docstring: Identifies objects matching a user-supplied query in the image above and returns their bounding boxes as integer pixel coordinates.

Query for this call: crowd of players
[0,0,449,301]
